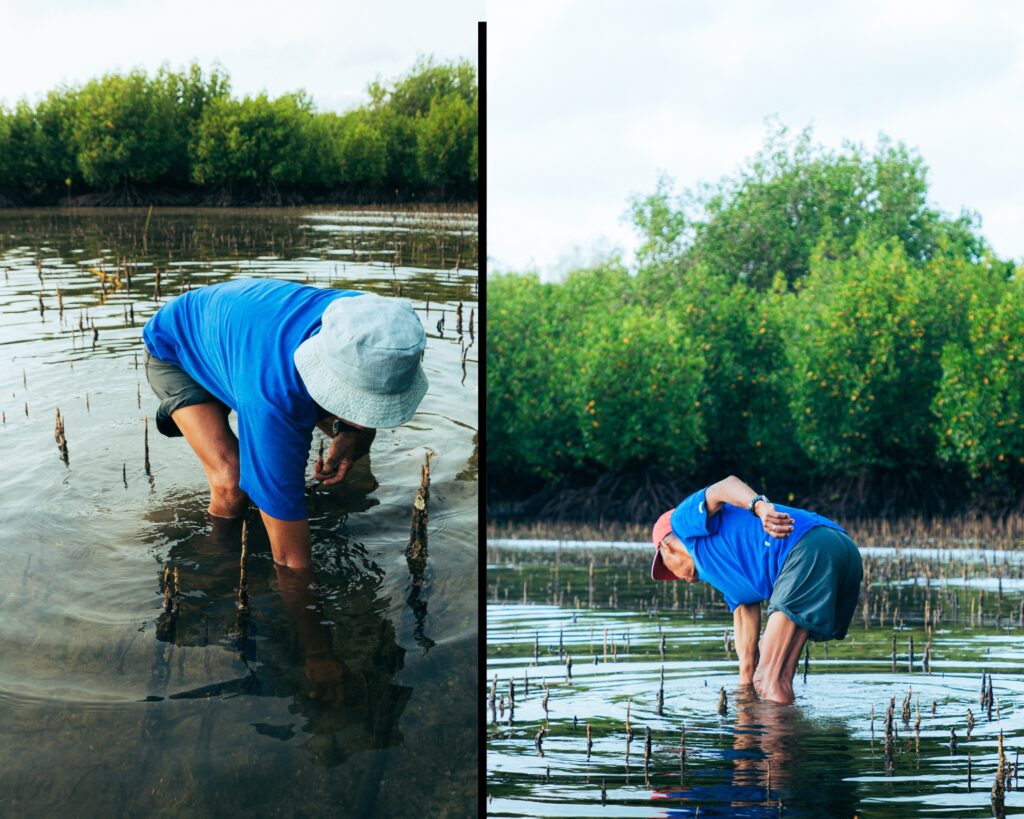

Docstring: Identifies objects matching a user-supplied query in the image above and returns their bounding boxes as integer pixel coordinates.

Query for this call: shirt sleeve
[670,486,722,540]
[236,404,311,521]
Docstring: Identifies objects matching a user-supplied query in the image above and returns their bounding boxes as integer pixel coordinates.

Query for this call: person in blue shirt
[142,278,428,570]
[651,475,862,704]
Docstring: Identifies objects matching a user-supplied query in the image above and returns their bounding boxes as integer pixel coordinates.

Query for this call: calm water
[0,207,478,817]
[487,540,1024,818]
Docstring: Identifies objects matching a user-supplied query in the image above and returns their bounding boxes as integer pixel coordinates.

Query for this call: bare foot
[755,678,795,705]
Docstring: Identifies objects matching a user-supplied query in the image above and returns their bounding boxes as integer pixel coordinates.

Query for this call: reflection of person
[728,688,860,812]
[151,521,412,769]
[141,278,428,569]
[651,476,862,704]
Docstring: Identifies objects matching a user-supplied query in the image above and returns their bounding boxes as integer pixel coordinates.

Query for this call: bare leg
[753,611,809,704]
[170,402,249,519]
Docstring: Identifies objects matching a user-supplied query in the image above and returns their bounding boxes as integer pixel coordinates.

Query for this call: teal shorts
[767,526,863,641]
[144,351,230,437]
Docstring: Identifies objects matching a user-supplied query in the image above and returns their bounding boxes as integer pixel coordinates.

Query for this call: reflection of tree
[144,513,412,780]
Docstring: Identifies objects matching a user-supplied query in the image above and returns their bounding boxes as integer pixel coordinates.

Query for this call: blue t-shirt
[142,278,362,520]
[670,487,846,611]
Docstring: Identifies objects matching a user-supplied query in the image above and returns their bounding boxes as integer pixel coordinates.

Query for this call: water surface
[0,207,478,816]
[487,539,1023,818]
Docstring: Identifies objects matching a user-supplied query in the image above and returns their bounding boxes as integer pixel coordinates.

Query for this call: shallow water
[487,540,1024,818]
[0,207,478,817]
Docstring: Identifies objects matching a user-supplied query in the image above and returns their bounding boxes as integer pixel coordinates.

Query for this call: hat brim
[651,548,680,581]
[294,336,429,428]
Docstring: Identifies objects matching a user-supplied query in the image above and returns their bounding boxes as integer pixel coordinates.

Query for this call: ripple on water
[488,547,1024,819]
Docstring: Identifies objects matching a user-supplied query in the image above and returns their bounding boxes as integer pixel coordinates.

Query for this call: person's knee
[210,469,247,517]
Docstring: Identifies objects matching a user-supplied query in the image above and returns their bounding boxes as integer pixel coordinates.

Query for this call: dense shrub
[489,127,1020,512]
[0,58,477,202]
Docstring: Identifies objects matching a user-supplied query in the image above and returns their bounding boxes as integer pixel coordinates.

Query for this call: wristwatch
[747,494,769,515]
[332,418,361,436]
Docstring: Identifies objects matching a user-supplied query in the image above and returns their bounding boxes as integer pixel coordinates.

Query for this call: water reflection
[0,207,477,816]
[142,494,412,768]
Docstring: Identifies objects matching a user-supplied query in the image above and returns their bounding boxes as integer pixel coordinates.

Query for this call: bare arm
[260,510,311,569]
[733,603,762,684]
[705,475,794,538]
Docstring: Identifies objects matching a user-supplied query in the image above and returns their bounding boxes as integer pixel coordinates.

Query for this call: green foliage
[489,126,1017,509]
[191,93,313,191]
[633,124,987,291]
[933,271,1024,481]
[487,270,584,483]
[71,69,184,188]
[417,92,477,195]
[334,114,387,187]
[575,300,706,471]
[0,58,477,200]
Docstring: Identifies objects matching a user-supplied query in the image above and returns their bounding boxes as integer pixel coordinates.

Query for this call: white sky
[0,1,481,114]
[487,0,1024,278]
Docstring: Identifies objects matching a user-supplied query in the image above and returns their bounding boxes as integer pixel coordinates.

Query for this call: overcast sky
[0,1,480,115]
[488,0,1024,278]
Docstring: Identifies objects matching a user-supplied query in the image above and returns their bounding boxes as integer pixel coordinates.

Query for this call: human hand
[314,426,377,486]
[757,502,794,539]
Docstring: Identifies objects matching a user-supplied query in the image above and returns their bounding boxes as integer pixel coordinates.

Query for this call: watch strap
[748,494,769,515]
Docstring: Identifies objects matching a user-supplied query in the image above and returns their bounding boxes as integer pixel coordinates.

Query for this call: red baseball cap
[651,509,679,581]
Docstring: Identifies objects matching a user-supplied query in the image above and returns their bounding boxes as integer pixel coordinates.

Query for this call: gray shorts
[144,351,229,437]
[767,526,863,642]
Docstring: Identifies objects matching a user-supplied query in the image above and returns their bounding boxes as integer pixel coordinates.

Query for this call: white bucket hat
[294,294,428,428]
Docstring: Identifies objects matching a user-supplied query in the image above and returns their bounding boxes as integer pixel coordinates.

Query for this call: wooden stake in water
[54,408,69,465]
[122,462,127,489]
[643,726,652,778]
[717,687,728,716]
[992,730,1006,806]
[586,722,593,761]
[144,416,151,475]
[237,520,250,612]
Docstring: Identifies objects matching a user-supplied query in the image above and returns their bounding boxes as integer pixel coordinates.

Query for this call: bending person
[651,475,862,704]
[142,277,428,569]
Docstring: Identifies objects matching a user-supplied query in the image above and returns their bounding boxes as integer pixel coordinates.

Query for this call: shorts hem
[765,601,848,642]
